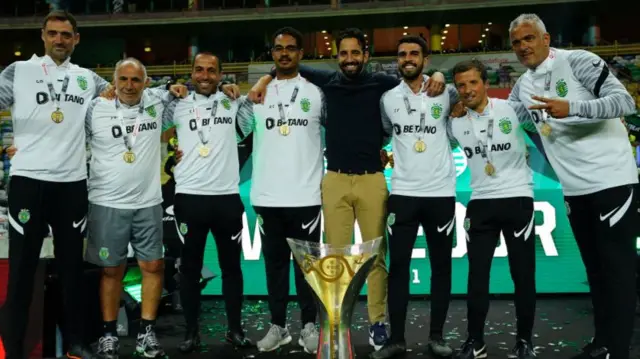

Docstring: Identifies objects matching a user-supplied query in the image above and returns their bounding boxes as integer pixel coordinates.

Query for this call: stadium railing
[88,42,640,78]
[0,0,594,29]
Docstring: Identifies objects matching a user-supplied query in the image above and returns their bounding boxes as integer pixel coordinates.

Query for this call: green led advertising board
[199,136,588,295]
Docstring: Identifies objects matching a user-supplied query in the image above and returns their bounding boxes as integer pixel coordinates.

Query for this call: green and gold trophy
[287,237,382,359]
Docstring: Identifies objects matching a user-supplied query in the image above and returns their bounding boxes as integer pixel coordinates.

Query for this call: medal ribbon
[403,82,428,142]
[533,49,554,126]
[275,76,305,126]
[467,98,494,166]
[41,62,70,111]
[541,71,552,124]
[192,93,219,146]
[115,97,145,152]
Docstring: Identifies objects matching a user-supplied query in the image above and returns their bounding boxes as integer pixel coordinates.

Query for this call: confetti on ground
[112,297,639,359]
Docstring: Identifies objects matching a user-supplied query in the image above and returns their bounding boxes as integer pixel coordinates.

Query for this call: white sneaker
[257,324,292,352]
[298,322,319,354]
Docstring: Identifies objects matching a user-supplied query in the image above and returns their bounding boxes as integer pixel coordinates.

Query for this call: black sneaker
[570,339,608,359]
[96,335,119,359]
[178,329,200,354]
[369,342,406,359]
[369,322,389,351]
[135,325,166,358]
[66,344,98,359]
[225,330,252,348]
[456,338,487,359]
[428,336,453,357]
[507,339,536,359]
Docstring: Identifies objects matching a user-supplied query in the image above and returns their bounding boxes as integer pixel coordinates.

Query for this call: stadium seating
[611,55,640,110]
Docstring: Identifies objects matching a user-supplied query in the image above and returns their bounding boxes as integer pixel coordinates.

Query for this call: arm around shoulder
[445,117,460,148]
[375,73,401,92]
[236,96,255,138]
[90,70,111,99]
[0,62,17,110]
[298,64,335,88]
[85,97,101,138]
[567,50,636,120]
[161,98,179,131]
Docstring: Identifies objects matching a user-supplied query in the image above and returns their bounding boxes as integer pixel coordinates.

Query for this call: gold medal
[484,162,496,176]
[123,151,136,164]
[279,124,290,136]
[199,145,210,157]
[540,122,552,137]
[51,110,64,124]
[414,140,427,153]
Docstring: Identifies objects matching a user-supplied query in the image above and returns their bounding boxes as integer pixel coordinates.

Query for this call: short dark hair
[397,35,429,56]
[193,52,223,72]
[43,10,78,33]
[337,28,367,52]
[452,59,488,83]
[272,27,304,49]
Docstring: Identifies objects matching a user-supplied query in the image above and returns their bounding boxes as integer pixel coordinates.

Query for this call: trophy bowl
[286,237,382,359]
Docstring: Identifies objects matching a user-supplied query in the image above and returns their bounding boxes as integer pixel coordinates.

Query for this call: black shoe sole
[225,338,253,348]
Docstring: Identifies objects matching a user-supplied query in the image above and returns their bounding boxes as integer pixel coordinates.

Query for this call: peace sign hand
[528,96,571,119]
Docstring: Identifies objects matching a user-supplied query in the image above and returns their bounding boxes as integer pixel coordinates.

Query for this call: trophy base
[286,237,383,359]
[316,322,356,359]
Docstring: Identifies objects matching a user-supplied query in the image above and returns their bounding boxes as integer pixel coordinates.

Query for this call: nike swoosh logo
[301,220,314,230]
[473,345,487,357]
[514,211,535,239]
[231,231,242,242]
[592,60,602,68]
[597,188,634,227]
[73,217,86,228]
[599,207,618,221]
[436,217,455,234]
[514,226,527,238]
